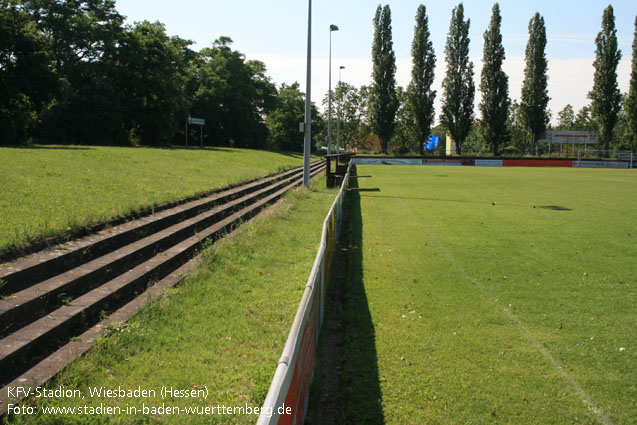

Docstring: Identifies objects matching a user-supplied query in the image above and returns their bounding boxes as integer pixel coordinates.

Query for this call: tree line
[2,1,637,156]
[0,0,322,150]
[344,3,637,155]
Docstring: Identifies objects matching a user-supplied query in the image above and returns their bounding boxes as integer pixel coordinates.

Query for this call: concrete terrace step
[0,164,318,295]
[0,163,323,335]
[0,161,325,393]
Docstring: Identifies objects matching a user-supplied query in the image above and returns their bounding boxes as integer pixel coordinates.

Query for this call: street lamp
[327,24,339,156]
[337,65,345,153]
[302,0,312,188]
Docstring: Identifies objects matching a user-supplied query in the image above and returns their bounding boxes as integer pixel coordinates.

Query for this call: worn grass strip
[5,175,337,425]
[340,165,636,424]
[0,146,310,256]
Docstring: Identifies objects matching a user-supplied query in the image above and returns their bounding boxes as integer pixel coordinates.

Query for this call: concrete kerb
[257,164,351,425]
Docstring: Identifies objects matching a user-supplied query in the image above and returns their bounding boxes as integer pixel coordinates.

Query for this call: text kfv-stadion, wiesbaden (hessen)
[6,386,291,417]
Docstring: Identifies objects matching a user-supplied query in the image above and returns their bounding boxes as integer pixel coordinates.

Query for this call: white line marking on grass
[511,320,614,425]
[383,181,614,425]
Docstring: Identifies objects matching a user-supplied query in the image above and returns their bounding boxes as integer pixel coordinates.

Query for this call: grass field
[6,176,337,425]
[333,165,636,424]
[0,146,309,257]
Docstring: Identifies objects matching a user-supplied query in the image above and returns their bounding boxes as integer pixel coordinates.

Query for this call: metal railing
[576,149,634,169]
[256,163,351,425]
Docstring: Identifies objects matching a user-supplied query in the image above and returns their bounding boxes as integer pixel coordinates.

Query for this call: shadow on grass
[352,187,381,193]
[3,145,95,150]
[273,150,305,159]
[157,146,306,159]
[148,145,239,153]
[538,205,573,211]
[359,194,490,205]
[360,194,572,211]
[345,171,385,423]
[4,145,309,159]
[306,167,384,424]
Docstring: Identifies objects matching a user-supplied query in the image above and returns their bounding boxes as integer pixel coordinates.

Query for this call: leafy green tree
[266,82,320,152]
[0,0,57,144]
[574,105,596,132]
[23,0,126,144]
[338,83,363,150]
[506,100,531,155]
[190,37,276,148]
[440,3,475,155]
[613,94,631,149]
[392,86,417,153]
[370,4,398,154]
[462,122,486,155]
[557,104,575,130]
[589,5,622,151]
[346,84,375,151]
[520,12,549,155]
[246,59,278,120]
[625,16,637,151]
[479,3,509,156]
[355,85,375,150]
[115,21,193,145]
[266,83,305,152]
[322,82,371,151]
[2,1,284,148]
[407,4,436,155]
[23,0,123,68]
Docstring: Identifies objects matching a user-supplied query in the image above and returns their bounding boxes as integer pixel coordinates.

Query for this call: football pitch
[344,165,636,424]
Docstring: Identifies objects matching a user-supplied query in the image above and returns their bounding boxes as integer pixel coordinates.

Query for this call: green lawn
[7,175,338,425]
[0,145,309,257]
[340,165,636,424]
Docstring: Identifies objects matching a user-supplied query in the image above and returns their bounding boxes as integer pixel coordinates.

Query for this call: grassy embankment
[6,174,337,425]
[0,145,312,257]
[321,165,636,424]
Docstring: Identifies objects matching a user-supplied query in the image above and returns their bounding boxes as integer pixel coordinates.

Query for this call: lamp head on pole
[340,66,345,70]
[330,24,339,32]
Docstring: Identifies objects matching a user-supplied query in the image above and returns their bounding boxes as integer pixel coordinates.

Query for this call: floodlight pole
[303,0,312,188]
[327,24,339,156]
[337,65,345,153]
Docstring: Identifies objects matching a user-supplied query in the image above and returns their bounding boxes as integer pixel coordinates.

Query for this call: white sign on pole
[188,117,205,126]
[538,130,599,145]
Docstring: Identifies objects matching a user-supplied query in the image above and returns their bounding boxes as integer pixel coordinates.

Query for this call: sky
[114,0,636,123]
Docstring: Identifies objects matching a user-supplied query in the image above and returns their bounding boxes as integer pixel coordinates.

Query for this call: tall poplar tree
[520,13,549,155]
[370,4,398,154]
[407,4,436,156]
[440,3,474,156]
[479,3,509,156]
[624,16,637,151]
[589,5,622,151]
